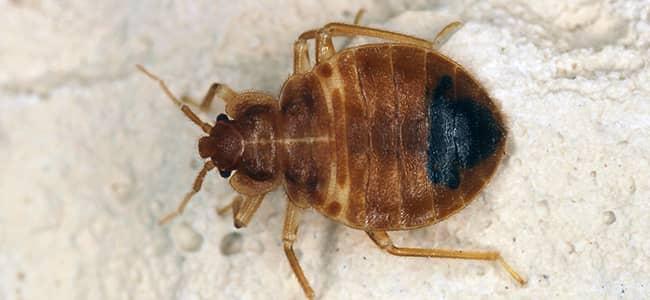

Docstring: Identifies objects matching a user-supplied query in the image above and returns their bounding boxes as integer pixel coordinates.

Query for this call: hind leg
[300,23,433,49]
[283,201,314,299]
[432,21,463,49]
[366,230,526,285]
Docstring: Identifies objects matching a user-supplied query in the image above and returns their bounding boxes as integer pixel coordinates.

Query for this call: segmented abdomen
[279,43,506,231]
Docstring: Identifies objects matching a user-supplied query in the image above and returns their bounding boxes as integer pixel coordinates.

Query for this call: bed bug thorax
[137,11,525,299]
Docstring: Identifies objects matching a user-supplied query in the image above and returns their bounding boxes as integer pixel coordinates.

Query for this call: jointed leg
[159,161,215,225]
[293,8,366,68]
[432,21,463,49]
[295,28,336,64]
[297,19,463,55]
[195,82,238,111]
[216,197,236,216]
[296,22,432,64]
[299,23,433,49]
[298,8,366,41]
[231,194,265,228]
[352,9,365,26]
[213,194,265,228]
[366,231,526,285]
[293,39,311,74]
[283,201,314,299]
[315,30,336,63]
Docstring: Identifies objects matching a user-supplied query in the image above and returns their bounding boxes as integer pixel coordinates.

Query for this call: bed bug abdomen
[282,44,507,231]
[422,51,507,221]
[279,74,334,208]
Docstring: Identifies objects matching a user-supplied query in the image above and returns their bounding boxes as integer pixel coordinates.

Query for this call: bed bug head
[135,65,245,178]
[198,113,243,177]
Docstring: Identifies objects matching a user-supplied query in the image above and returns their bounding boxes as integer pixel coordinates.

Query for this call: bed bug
[137,12,526,299]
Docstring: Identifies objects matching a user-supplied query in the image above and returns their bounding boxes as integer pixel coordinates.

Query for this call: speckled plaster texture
[1,1,649,299]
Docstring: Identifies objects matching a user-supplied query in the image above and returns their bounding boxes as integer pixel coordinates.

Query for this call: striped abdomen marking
[279,74,333,208]
[281,43,506,231]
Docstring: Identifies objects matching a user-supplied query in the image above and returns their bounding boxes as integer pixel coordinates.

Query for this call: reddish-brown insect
[138,13,525,299]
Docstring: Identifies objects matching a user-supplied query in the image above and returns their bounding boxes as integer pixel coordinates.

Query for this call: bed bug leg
[432,21,463,49]
[296,8,364,65]
[296,8,365,65]
[315,29,336,63]
[338,8,367,50]
[295,27,336,64]
[297,15,433,60]
[352,8,365,25]
[214,194,265,228]
[283,201,315,299]
[366,231,526,286]
[230,194,265,228]
[195,82,239,111]
[158,161,216,225]
[216,197,236,216]
[136,64,213,134]
[298,23,434,49]
[293,39,311,74]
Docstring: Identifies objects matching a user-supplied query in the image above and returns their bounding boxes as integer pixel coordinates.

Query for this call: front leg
[158,161,215,225]
[216,194,266,229]
[283,201,315,299]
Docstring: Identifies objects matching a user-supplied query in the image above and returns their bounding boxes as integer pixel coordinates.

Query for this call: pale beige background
[1,1,649,299]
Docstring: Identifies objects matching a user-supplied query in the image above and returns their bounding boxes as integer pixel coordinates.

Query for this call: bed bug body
[280,44,506,230]
[138,17,523,300]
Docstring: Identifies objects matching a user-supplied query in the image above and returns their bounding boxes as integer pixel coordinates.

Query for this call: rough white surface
[1,1,649,299]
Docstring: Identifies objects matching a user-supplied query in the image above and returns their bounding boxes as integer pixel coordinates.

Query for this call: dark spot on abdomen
[426,75,504,189]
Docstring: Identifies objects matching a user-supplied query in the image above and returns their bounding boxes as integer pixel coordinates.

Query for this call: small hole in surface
[603,211,616,225]
[220,232,243,256]
[171,222,204,252]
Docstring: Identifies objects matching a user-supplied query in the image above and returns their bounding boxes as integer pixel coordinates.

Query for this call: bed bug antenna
[136,64,213,134]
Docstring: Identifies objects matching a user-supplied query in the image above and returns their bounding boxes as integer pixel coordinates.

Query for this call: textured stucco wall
[1,1,649,299]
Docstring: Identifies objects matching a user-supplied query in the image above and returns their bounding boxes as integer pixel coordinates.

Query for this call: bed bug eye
[217,113,229,122]
[219,169,232,178]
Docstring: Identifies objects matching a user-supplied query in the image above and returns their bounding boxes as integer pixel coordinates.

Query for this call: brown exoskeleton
[137,11,525,299]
